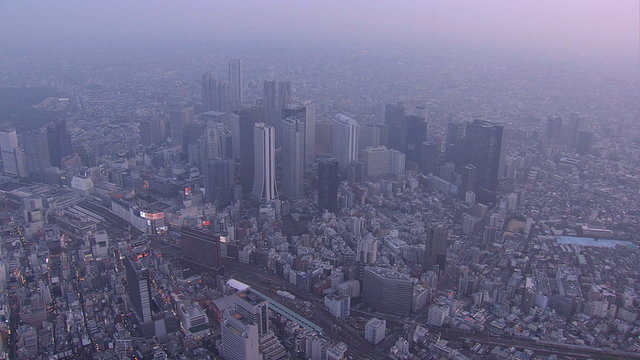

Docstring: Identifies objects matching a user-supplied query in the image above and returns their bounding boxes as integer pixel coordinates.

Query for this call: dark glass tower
[203,158,235,207]
[238,107,263,194]
[317,157,339,213]
[423,223,449,272]
[46,119,72,168]
[465,119,503,193]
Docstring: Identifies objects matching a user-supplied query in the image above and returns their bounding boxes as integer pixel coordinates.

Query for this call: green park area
[0,87,61,132]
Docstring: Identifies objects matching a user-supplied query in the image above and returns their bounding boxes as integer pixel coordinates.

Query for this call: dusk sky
[1,1,638,66]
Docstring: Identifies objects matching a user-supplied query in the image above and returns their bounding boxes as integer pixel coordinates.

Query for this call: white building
[92,230,109,259]
[364,318,386,344]
[324,294,351,319]
[177,301,210,338]
[221,308,261,360]
[356,237,378,264]
[362,145,406,179]
[427,304,450,326]
[0,129,28,177]
[332,114,359,173]
[252,123,278,202]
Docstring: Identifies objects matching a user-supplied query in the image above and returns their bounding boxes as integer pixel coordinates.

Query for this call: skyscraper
[139,117,166,146]
[0,129,27,177]
[460,164,476,196]
[220,290,288,360]
[252,123,278,202]
[465,119,503,194]
[21,129,50,179]
[283,102,316,169]
[281,117,305,200]
[169,106,193,149]
[238,107,262,194]
[383,103,428,163]
[262,80,278,126]
[567,113,584,148]
[46,119,72,168]
[277,80,292,118]
[203,158,235,207]
[546,116,563,145]
[317,157,339,213]
[202,73,231,113]
[234,291,270,337]
[383,102,406,151]
[405,114,428,163]
[423,223,448,272]
[576,130,593,155]
[202,72,214,112]
[419,141,439,175]
[228,59,243,105]
[124,256,153,324]
[221,307,261,360]
[332,114,359,173]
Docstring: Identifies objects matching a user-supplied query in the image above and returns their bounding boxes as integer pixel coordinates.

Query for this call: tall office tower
[124,256,153,323]
[202,72,215,111]
[228,59,243,105]
[202,73,231,112]
[203,159,235,207]
[546,116,563,145]
[21,129,50,179]
[567,113,584,148]
[419,141,438,175]
[180,226,223,270]
[383,102,405,149]
[423,223,449,271]
[362,146,406,179]
[277,80,292,117]
[358,124,381,155]
[221,307,261,360]
[460,164,476,196]
[405,114,428,163]
[446,122,465,145]
[234,291,270,337]
[576,130,593,155]
[0,129,27,177]
[46,119,72,167]
[252,123,278,202]
[200,122,229,163]
[283,102,316,168]
[281,118,305,200]
[332,114,360,173]
[356,238,378,264]
[383,103,427,163]
[362,267,413,315]
[317,157,339,213]
[465,119,503,194]
[238,107,262,194]
[216,81,232,113]
[444,122,466,166]
[169,106,193,149]
[140,117,166,146]
[184,120,206,154]
[262,80,278,125]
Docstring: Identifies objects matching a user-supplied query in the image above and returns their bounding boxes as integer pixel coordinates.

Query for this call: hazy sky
[1,0,638,66]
